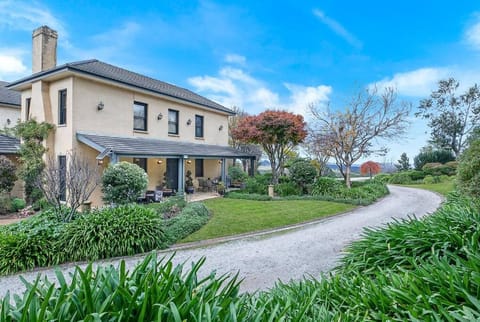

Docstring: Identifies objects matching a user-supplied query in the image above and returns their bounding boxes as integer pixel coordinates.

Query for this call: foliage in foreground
[0,202,210,275]
[2,195,480,320]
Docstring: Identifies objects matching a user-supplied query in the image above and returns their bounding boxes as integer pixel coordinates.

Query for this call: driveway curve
[0,185,442,297]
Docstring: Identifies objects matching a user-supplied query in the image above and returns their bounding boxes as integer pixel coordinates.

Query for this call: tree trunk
[345,165,352,188]
[270,160,278,184]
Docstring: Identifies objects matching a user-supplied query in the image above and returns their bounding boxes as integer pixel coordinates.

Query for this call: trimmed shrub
[404,170,426,181]
[59,204,166,261]
[289,159,317,193]
[101,161,148,204]
[164,202,210,243]
[147,195,187,219]
[457,138,480,198]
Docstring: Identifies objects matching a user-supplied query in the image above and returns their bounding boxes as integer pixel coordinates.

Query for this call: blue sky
[1,0,480,164]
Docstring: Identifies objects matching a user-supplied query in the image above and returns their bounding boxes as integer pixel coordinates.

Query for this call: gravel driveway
[0,185,442,297]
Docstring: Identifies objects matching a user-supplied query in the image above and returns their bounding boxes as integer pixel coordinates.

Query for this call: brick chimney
[32,26,58,73]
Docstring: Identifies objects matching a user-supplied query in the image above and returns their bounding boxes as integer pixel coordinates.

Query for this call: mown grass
[402,180,455,196]
[181,199,355,242]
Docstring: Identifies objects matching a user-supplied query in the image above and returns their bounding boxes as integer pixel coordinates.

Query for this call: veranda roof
[76,132,255,159]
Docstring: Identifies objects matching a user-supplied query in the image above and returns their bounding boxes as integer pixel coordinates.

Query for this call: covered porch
[76,132,255,197]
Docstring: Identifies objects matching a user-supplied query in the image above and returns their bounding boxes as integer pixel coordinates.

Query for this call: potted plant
[185,170,194,194]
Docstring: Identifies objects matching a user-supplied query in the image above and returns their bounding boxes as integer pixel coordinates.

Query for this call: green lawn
[402,181,455,196]
[181,199,355,243]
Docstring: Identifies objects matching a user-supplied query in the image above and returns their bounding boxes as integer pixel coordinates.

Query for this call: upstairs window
[195,115,204,138]
[133,101,148,131]
[25,98,31,121]
[168,109,179,134]
[58,89,67,125]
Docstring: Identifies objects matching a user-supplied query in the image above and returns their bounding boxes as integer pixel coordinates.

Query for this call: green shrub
[164,202,210,243]
[0,209,64,274]
[228,166,247,183]
[422,175,440,184]
[147,195,187,219]
[373,173,391,183]
[388,172,412,184]
[59,204,166,261]
[404,169,427,181]
[9,198,26,212]
[414,149,455,170]
[311,177,343,195]
[457,138,480,198]
[101,161,148,204]
[244,174,271,194]
[276,181,302,197]
[0,195,11,215]
[289,159,317,193]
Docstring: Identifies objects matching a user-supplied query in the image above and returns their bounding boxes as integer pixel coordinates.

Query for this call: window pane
[133,102,147,131]
[168,109,178,134]
[195,115,203,137]
[59,90,67,125]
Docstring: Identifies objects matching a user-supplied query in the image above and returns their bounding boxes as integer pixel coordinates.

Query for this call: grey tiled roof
[77,132,255,159]
[8,60,233,114]
[0,134,20,154]
[0,81,20,107]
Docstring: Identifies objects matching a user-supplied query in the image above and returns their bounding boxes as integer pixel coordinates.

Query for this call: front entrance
[166,158,179,191]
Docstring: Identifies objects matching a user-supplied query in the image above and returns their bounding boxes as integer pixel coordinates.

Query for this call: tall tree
[231,110,307,184]
[416,78,480,157]
[310,87,410,188]
[360,161,381,179]
[228,106,262,174]
[395,152,411,171]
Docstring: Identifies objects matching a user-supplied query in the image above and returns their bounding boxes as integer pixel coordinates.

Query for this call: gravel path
[0,185,442,297]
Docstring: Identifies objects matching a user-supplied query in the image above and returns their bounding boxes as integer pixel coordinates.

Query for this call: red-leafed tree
[360,161,381,179]
[231,110,307,184]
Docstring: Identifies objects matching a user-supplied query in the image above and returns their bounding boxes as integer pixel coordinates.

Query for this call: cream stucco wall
[72,77,229,145]
[0,105,20,128]
[16,73,233,207]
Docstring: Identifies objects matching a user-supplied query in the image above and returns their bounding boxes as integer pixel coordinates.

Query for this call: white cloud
[188,67,331,116]
[465,16,480,50]
[224,54,246,65]
[313,9,362,49]
[0,0,67,37]
[371,67,452,97]
[0,48,28,80]
[284,83,332,116]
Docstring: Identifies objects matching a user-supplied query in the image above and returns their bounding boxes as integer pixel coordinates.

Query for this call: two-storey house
[7,26,254,206]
